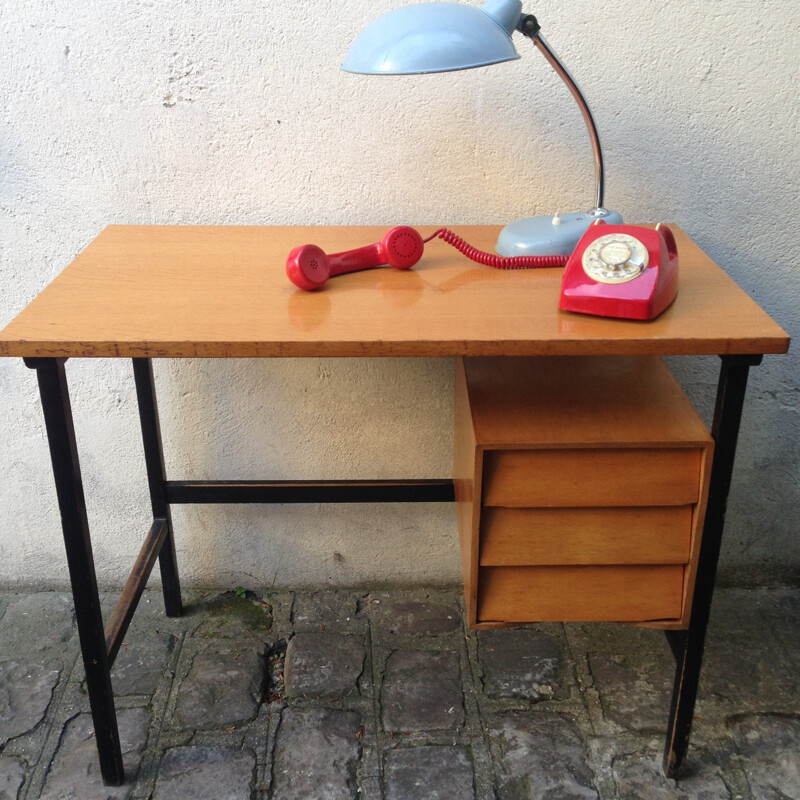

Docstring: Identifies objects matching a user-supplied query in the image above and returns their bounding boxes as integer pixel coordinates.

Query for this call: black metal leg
[132,358,183,617]
[663,353,762,777]
[24,357,125,786]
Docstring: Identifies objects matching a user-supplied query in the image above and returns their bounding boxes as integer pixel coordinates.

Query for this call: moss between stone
[206,590,273,634]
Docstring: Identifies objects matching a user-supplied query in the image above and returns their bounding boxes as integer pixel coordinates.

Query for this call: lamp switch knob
[518,14,541,37]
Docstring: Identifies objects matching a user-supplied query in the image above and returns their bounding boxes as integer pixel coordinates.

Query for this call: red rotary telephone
[558,221,679,320]
[286,222,679,320]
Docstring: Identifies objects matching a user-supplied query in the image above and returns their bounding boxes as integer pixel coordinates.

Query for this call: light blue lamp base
[496,208,624,256]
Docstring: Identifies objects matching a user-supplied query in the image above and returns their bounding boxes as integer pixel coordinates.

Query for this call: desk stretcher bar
[165,479,455,504]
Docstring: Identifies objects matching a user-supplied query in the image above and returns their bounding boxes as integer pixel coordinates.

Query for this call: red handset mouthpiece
[285,244,330,291]
[286,226,424,290]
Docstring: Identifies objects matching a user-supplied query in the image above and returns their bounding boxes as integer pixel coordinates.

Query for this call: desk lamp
[342,0,623,256]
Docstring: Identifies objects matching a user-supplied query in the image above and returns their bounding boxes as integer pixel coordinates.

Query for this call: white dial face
[582,233,649,284]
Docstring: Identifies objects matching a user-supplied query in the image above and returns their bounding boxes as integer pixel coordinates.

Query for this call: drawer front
[478,565,684,623]
[480,506,692,566]
[482,448,701,508]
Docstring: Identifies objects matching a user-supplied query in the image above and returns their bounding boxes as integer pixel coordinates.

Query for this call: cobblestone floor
[0,585,798,799]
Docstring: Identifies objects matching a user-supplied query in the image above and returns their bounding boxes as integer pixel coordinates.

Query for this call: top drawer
[482,447,702,507]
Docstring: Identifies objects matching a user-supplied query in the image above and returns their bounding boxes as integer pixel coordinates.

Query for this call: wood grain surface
[0,224,790,358]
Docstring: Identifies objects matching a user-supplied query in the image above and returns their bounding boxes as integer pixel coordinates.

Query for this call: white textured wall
[1,0,797,589]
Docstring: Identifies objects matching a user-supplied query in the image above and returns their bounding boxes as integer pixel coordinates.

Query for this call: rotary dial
[582,233,649,284]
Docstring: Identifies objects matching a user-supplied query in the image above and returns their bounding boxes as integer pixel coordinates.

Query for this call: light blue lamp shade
[342,0,523,75]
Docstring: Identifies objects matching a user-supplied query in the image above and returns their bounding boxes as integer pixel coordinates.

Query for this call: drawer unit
[453,356,713,630]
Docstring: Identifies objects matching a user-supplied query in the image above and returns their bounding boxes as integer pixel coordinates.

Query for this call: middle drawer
[479,506,692,566]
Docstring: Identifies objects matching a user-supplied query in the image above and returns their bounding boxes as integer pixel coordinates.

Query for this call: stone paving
[0,585,798,799]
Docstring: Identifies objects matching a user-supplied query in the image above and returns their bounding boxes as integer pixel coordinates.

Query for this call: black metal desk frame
[23,352,761,786]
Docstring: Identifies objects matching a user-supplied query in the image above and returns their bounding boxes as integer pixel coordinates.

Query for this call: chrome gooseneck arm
[518,14,606,212]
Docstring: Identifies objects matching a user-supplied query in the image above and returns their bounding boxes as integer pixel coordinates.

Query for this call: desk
[0,224,789,785]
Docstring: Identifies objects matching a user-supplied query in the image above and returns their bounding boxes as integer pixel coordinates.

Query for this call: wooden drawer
[482,448,702,508]
[480,506,692,566]
[478,565,685,624]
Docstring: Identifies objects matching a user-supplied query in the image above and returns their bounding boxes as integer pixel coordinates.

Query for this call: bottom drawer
[478,565,684,624]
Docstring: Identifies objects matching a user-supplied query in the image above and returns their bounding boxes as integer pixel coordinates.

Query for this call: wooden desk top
[0,225,789,359]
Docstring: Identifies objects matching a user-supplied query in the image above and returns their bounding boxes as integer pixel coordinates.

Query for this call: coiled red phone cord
[424,228,568,269]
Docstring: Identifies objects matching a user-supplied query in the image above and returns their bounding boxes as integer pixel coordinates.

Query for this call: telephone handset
[286,227,425,291]
[286,227,568,290]
[558,221,679,320]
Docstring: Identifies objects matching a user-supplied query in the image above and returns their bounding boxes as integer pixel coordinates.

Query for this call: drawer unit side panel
[453,357,482,626]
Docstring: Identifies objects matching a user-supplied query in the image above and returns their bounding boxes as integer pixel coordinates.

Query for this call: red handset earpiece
[286,226,424,290]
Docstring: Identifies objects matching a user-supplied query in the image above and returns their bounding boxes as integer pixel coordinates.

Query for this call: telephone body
[558,221,679,320]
